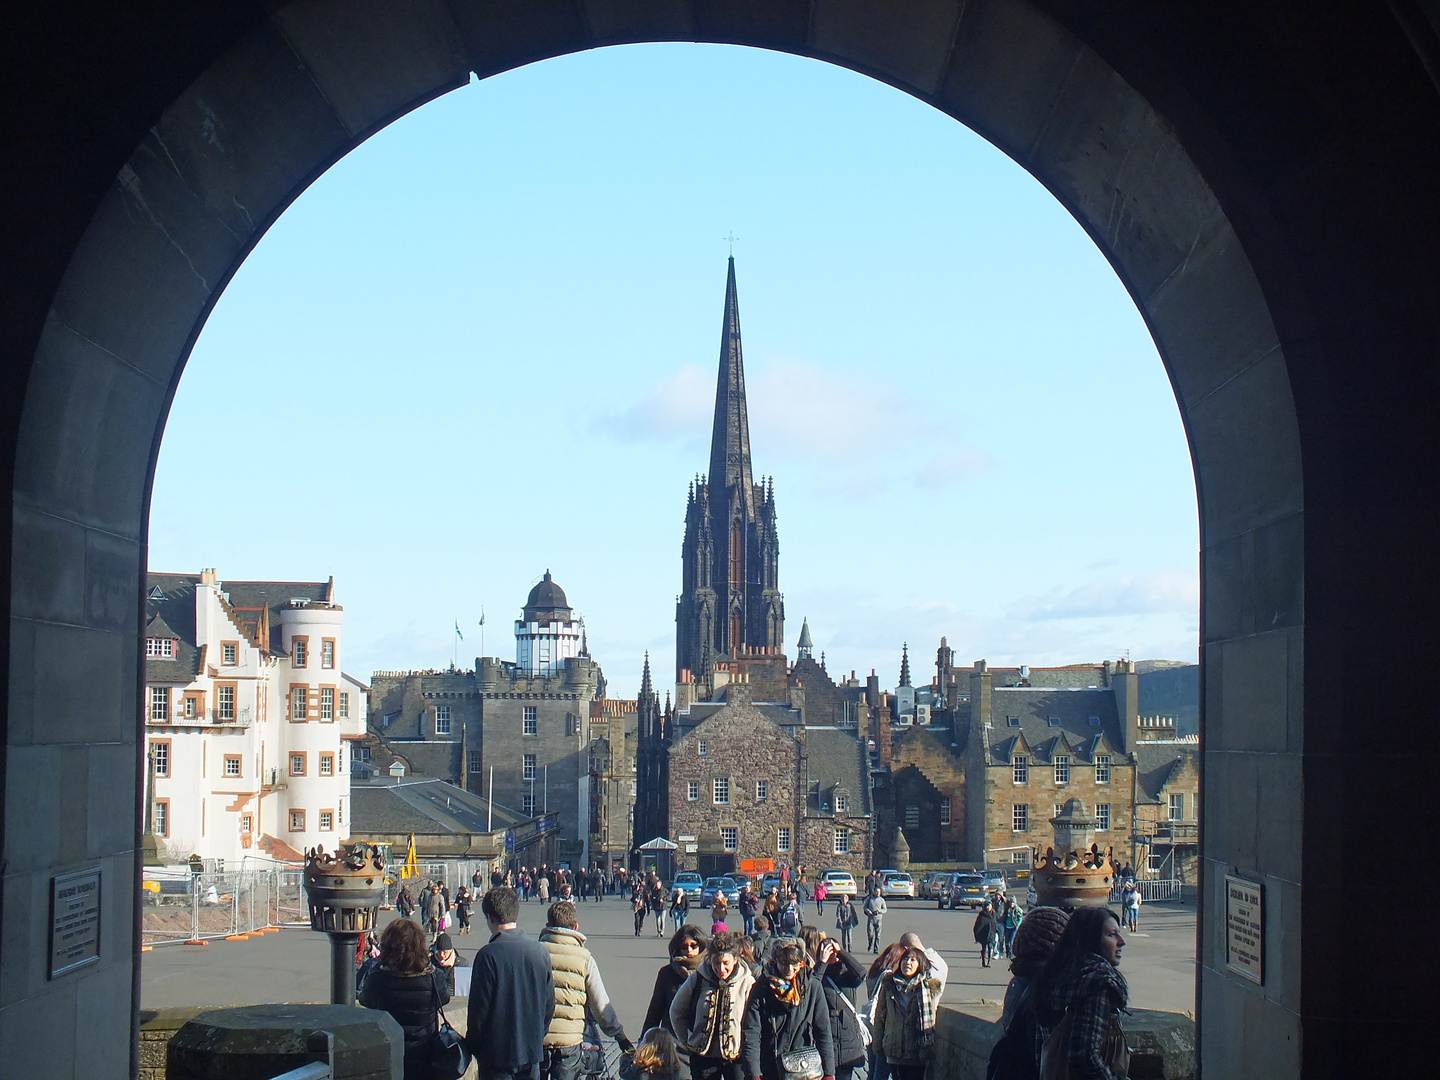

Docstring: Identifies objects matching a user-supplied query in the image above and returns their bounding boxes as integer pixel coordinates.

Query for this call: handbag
[779,1046,824,1080]
[1038,1009,1130,1080]
[830,981,871,1048]
[426,974,472,1080]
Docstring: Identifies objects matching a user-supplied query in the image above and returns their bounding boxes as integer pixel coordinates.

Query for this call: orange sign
[739,858,775,874]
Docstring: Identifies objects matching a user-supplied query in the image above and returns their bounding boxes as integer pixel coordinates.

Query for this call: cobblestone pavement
[141,894,1196,1033]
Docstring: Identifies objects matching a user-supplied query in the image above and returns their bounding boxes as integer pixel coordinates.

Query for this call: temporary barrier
[141,868,307,946]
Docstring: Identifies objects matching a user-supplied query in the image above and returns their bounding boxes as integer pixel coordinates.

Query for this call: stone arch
[5,2,1332,1077]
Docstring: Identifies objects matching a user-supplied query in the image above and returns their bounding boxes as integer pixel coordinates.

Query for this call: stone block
[15,316,168,537]
[32,622,131,745]
[0,978,81,1079]
[935,0,1085,161]
[73,957,136,1067]
[1202,512,1304,645]
[0,870,35,1008]
[1185,348,1302,544]
[141,1007,211,1080]
[1217,630,1289,753]
[275,0,468,138]
[1201,749,1257,870]
[1121,1008,1197,1079]
[583,0,696,42]
[691,0,810,48]
[8,616,36,747]
[448,0,591,78]
[1254,754,1303,884]
[168,1003,403,1080]
[2,745,62,877]
[85,528,142,633]
[811,0,963,95]
[10,507,86,625]
[150,21,353,241]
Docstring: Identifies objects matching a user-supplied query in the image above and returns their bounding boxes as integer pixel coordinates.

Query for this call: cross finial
[723,231,739,256]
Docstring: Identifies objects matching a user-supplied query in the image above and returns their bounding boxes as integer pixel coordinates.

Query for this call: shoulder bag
[1038,1008,1130,1080]
[828,979,871,1048]
[426,972,472,1080]
[779,1047,824,1080]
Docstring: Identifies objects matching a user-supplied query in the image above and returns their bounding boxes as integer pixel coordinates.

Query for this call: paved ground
[142,894,1196,1034]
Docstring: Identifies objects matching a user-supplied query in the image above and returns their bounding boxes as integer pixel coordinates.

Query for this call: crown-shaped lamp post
[302,842,387,1005]
[1031,798,1118,909]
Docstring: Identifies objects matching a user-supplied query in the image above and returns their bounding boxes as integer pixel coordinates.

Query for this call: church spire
[899,643,912,688]
[640,651,654,698]
[708,256,755,506]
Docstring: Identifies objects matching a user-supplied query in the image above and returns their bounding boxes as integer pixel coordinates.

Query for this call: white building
[143,569,368,864]
[514,569,584,676]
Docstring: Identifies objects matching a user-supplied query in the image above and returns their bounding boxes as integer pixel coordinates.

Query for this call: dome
[523,570,571,619]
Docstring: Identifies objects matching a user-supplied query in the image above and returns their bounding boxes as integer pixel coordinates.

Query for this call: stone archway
[12,2,1430,1078]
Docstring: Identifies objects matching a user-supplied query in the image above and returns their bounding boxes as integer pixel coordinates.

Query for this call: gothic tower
[634,652,668,843]
[676,258,784,680]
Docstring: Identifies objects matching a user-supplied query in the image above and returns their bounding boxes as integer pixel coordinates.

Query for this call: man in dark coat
[973,901,1000,968]
[468,886,556,1080]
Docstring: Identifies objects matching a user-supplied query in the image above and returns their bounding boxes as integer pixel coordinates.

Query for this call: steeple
[640,651,654,698]
[899,643,912,688]
[797,617,814,660]
[708,256,755,508]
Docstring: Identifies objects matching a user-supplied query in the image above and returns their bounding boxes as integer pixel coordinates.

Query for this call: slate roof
[675,700,801,732]
[984,687,1123,765]
[145,574,202,683]
[803,727,871,816]
[223,578,332,653]
[350,779,530,837]
[1133,743,1198,804]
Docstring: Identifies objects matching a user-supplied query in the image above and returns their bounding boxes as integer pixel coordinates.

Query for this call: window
[713,777,730,804]
[755,780,768,801]
[318,810,334,831]
[721,827,738,851]
[289,809,306,832]
[698,739,708,757]
[146,637,174,658]
[291,685,309,721]
[523,706,538,735]
[154,799,169,837]
[904,804,920,828]
[223,755,241,778]
[1096,803,1111,830]
[338,799,343,825]
[150,740,170,776]
[240,814,252,834]
[777,827,791,853]
[1013,804,1030,832]
[435,704,451,735]
[836,794,849,814]
[630,780,637,797]
[468,751,482,775]
[1054,755,1071,785]
[319,753,334,776]
[522,754,536,781]
[292,637,308,667]
[321,639,335,669]
[1013,755,1029,784]
[1047,716,1061,727]
[1006,716,1020,727]
[221,641,238,665]
[338,692,350,719]
[940,797,951,825]
[833,827,851,854]
[320,687,334,721]
[1055,804,1064,819]
[182,694,198,720]
[216,684,235,721]
[352,745,371,763]
[523,792,536,815]
[687,781,700,801]
[1095,754,1112,783]
[150,686,169,722]
[1169,793,1185,821]
[290,753,306,776]
[1147,851,1165,874]
[1011,850,1028,865]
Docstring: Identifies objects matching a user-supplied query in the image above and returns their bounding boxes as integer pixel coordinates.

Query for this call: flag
[402,834,418,879]
[454,620,463,641]
[478,609,485,627]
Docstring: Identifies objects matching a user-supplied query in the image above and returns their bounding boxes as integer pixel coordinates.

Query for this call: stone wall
[139,1007,206,1080]
[889,728,966,862]
[983,761,1135,867]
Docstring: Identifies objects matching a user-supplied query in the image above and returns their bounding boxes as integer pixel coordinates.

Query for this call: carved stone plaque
[1224,874,1264,984]
[49,868,101,978]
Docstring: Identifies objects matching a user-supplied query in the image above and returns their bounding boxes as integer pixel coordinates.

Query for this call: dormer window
[1047,716,1061,727]
[835,793,849,814]
[146,637,174,658]
[1007,716,1020,727]
[1088,715,1101,727]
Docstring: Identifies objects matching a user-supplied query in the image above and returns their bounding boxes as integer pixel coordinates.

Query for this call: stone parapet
[930,1005,1195,1080]
[168,1004,402,1080]
[139,1007,208,1080]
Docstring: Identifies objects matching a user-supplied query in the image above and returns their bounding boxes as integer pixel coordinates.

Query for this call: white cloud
[1007,571,1199,622]
[609,363,713,443]
[913,448,994,489]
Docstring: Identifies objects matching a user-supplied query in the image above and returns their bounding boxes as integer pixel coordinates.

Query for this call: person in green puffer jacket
[539,901,635,1080]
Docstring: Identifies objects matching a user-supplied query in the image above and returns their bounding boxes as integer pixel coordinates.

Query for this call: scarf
[766,971,803,1007]
[695,963,755,1061]
[893,969,938,1033]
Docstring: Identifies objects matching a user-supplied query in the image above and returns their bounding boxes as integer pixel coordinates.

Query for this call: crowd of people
[355,866,1135,1080]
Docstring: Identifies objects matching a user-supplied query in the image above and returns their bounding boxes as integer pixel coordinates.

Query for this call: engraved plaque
[1225,874,1264,984]
[50,868,101,978]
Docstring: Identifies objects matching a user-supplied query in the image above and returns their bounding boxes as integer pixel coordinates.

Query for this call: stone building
[665,685,871,877]
[675,257,784,682]
[365,572,605,868]
[588,694,638,870]
[143,569,368,864]
[1132,717,1200,881]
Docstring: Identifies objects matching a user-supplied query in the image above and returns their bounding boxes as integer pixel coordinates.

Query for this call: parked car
[819,868,858,896]
[673,871,704,902]
[979,872,1008,896]
[942,872,988,909]
[918,870,951,899]
[879,871,916,898]
[730,871,752,891]
[761,873,784,895]
[701,876,741,906]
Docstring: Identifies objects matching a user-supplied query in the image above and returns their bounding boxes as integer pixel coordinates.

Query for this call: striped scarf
[893,970,938,1033]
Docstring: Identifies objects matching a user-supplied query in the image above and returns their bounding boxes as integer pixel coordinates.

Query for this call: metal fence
[1108,878,1182,903]
[142,868,310,946]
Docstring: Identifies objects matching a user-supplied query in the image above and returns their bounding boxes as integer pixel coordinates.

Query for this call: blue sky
[149,44,1199,699]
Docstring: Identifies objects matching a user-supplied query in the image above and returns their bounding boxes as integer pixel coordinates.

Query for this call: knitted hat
[1011,906,1070,965]
[433,933,453,951]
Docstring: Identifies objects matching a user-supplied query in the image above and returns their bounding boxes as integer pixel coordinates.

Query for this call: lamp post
[303,842,387,1005]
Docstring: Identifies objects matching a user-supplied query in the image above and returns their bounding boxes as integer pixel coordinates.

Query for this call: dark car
[700,876,740,906]
[942,873,988,909]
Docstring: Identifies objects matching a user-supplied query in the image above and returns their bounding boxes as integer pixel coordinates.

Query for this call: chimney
[1112,658,1139,753]
[200,568,217,585]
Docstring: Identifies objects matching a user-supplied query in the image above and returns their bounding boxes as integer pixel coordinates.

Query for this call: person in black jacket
[358,917,451,1080]
[643,925,710,1033]
[467,886,556,1080]
[799,928,867,1080]
[742,941,835,1080]
[973,901,1000,968]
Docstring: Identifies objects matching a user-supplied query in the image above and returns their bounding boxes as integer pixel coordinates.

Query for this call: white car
[819,869,858,896]
[879,871,916,898]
